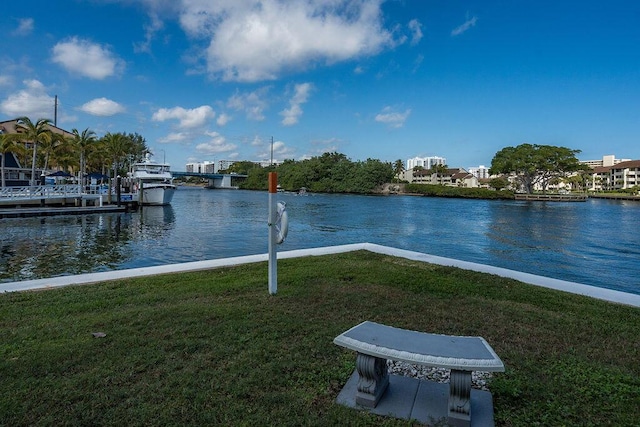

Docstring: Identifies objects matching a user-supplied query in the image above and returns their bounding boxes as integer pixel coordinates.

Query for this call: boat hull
[140,184,176,206]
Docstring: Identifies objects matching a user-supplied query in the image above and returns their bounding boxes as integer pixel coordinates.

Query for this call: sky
[1,0,638,171]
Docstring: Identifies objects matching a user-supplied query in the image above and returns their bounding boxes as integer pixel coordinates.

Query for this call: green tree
[242,164,269,189]
[14,117,54,185]
[71,128,97,184]
[102,132,131,178]
[430,163,449,185]
[48,133,77,174]
[393,159,405,182]
[489,143,588,194]
[489,176,510,191]
[127,132,150,163]
[225,161,262,175]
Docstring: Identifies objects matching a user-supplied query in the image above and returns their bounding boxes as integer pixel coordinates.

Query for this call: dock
[589,194,640,201]
[514,194,588,202]
[0,184,138,218]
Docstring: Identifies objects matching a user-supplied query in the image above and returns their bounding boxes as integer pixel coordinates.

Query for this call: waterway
[1,187,639,296]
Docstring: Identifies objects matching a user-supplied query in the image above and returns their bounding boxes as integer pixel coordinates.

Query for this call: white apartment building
[468,165,490,179]
[217,160,235,172]
[581,154,631,168]
[588,160,640,191]
[406,156,446,170]
[186,161,216,173]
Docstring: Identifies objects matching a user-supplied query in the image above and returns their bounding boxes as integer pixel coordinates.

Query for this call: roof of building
[451,171,474,180]
[0,119,74,138]
[611,160,640,169]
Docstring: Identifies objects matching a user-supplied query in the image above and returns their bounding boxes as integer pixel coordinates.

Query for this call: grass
[1,251,638,426]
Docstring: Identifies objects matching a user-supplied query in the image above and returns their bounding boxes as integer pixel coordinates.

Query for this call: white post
[268,172,278,295]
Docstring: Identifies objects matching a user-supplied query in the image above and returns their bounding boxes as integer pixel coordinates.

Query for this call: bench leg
[448,369,472,427]
[354,352,389,408]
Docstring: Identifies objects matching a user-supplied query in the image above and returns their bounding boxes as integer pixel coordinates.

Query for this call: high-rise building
[468,165,490,179]
[186,161,216,173]
[580,155,631,168]
[406,156,446,170]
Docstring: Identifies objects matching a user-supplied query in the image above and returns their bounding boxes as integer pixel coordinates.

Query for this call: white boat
[129,155,176,205]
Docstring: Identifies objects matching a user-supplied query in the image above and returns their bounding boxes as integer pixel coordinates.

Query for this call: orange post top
[268,172,278,193]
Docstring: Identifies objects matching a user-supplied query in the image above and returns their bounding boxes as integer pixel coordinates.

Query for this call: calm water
[1,187,639,295]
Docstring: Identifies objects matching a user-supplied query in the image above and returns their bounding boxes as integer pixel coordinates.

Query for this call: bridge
[171,172,248,189]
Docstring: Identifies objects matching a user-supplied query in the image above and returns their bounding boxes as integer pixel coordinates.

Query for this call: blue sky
[1,0,638,171]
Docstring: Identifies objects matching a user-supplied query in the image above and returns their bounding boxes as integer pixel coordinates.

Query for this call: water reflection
[0,214,135,281]
[138,205,176,236]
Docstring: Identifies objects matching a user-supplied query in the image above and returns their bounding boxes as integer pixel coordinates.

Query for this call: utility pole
[270,136,274,166]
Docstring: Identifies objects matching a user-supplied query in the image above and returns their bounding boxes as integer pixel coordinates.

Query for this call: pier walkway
[0,184,104,205]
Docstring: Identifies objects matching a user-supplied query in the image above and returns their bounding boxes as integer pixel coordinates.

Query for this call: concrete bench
[334,321,505,427]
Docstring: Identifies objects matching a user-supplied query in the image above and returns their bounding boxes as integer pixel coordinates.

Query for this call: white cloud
[134,12,164,54]
[408,19,423,45]
[175,0,396,82]
[13,18,34,36]
[51,37,124,79]
[256,139,294,160]
[152,105,215,128]
[375,106,411,128]
[412,53,424,73]
[216,113,231,126]
[195,131,237,154]
[0,79,55,118]
[280,82,313,126]
[158,132,190,143]
[309,137,341,156]
[227,87,270,121]
[451,16,478,36]
[80,97,125,116]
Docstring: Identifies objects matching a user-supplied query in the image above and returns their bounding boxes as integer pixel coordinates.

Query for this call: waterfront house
[0,118,75,186]
[586,160,640,192]
[402,167,479,188]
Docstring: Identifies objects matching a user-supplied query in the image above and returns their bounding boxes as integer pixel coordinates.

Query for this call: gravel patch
[387,360,493,391]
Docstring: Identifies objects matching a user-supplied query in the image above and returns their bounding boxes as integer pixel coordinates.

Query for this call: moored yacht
[129,155,176,205]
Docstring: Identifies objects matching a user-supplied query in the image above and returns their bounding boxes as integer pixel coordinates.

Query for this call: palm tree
[431,163,448,185]
[49,134,79,175]
[14,117,53,185]
[393,159,405,182]
[102,132,131,178]
[41,132,67,173]
[0,131,26,188]
[71,128,97,185]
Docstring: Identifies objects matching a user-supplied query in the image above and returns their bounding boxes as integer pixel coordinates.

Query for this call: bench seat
[334,321,505,427]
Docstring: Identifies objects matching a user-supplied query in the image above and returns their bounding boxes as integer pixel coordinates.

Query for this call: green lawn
[1,251,638,426]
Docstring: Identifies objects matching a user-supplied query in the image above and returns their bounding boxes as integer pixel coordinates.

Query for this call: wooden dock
[514,194,588,202]
[589,194,640,201]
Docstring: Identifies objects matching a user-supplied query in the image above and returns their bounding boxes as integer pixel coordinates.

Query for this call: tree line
[0,117,150,187]
[226,152,394,193]
[228,143,589,195]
